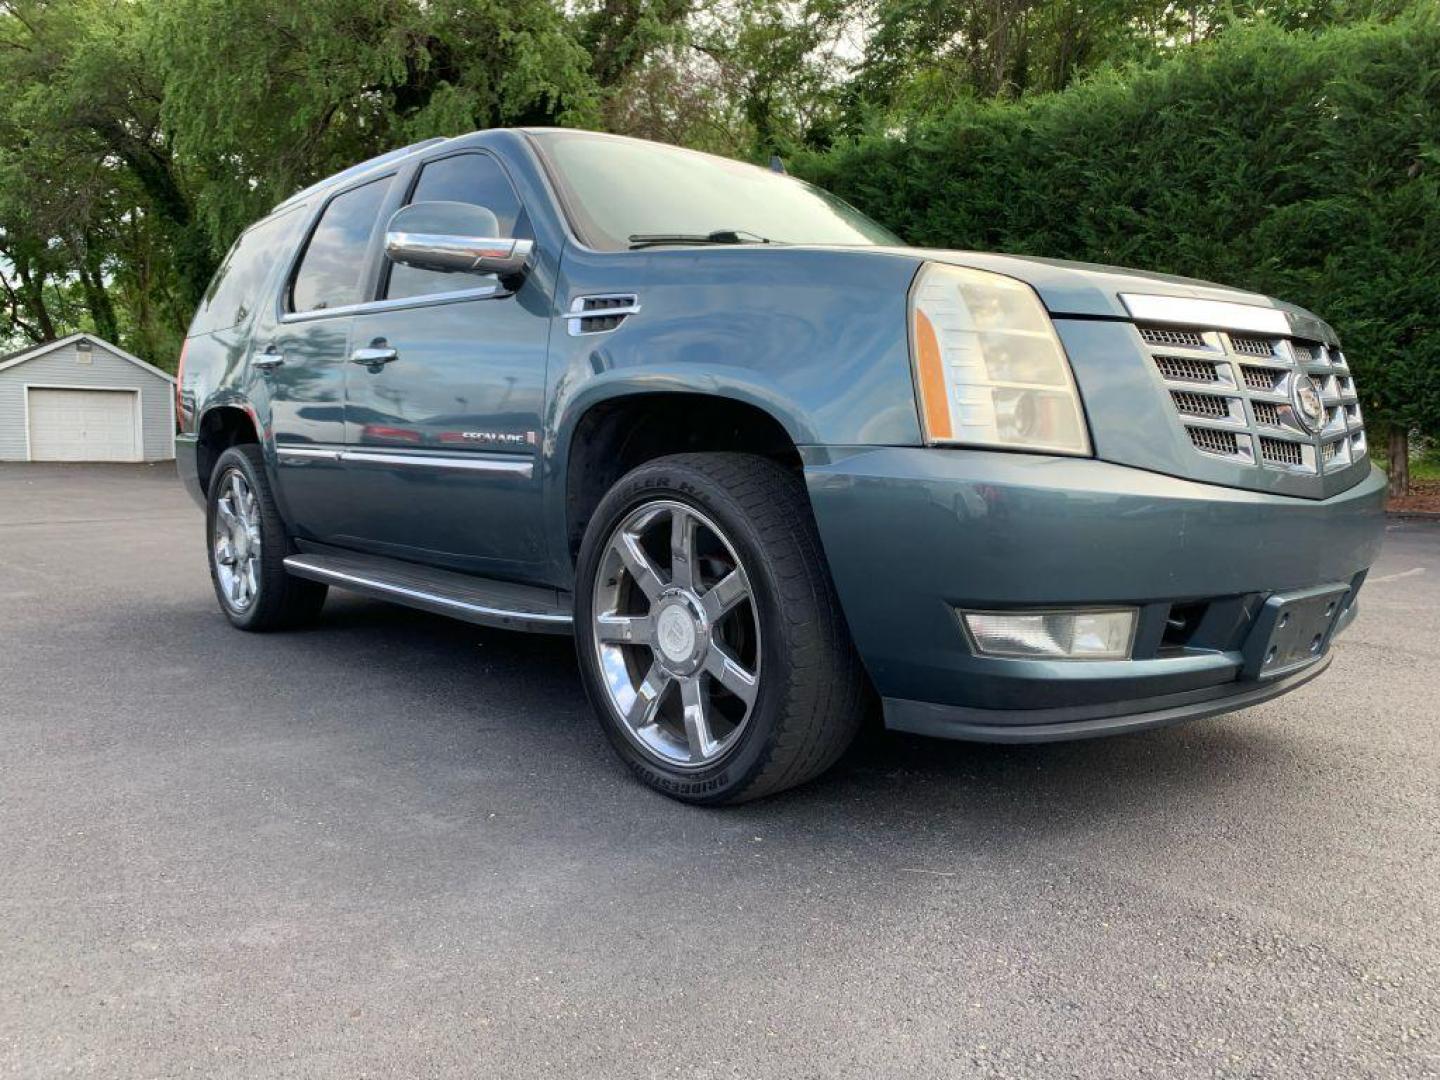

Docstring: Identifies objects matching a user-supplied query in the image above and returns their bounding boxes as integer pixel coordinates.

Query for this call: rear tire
[206,444,327,631]
[575,452,867,804]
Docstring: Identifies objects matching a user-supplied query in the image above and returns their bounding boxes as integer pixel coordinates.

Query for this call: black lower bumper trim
[882,655,1331,744]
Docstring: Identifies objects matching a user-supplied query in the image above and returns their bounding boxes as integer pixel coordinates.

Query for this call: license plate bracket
[1241,582,1352,680]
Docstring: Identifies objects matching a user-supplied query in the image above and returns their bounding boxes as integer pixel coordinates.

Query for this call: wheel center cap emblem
[1291,373,1325,433]
[656,605,698,663]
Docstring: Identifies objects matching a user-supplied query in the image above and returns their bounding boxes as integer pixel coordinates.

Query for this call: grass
[1413,456,1440,483]
[1373,450,1440,483]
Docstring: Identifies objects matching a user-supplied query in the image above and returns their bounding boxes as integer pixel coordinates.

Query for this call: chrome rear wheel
[212,468,262,612]
[204,444,326,631]
[592,499,761,769]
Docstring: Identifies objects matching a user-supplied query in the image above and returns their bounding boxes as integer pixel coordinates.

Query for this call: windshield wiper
[627,229,772,249]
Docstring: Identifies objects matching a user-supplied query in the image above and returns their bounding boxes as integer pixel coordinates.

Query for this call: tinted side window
[191,207,301,335]
[385,154,530,301]
[290,177,392,313]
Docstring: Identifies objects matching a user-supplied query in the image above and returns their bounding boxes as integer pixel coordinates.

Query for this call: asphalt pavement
[1,462,1436,1079]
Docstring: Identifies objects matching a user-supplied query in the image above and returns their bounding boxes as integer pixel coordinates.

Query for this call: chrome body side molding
[342,450,533,477]
[275,446,343,463]
[278,283,507,324]
[276,445,534,478]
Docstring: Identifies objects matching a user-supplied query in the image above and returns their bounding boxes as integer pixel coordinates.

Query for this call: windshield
[529,130,901,251]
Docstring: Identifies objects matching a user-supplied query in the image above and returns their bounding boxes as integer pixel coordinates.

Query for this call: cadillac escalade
[175,128,1387,803]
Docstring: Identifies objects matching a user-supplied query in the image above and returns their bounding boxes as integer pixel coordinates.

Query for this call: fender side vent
[568,294,640,336]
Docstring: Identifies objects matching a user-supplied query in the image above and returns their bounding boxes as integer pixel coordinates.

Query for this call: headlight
[909,263,1091,455]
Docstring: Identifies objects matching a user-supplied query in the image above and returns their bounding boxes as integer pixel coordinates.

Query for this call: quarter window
[192,206,302,334]
[385,153,530,301]
[290,176,392,313]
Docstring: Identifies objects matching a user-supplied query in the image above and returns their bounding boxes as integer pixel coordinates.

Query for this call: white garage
[0,334,174,462]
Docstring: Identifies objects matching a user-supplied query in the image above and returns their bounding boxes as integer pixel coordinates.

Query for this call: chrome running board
[283,552,573,635]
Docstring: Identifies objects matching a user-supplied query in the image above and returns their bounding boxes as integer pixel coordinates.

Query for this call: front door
[342,151,550,574]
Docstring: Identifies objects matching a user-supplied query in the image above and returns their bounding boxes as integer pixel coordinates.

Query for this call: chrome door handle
[351,346,398,366]
[252,348,285,370]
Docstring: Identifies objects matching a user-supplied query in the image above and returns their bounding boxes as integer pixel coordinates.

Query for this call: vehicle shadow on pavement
[294,594,1298,849]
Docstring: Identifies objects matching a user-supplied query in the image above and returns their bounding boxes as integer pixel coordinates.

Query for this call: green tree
[0,0,606,365]
[0,0,200,357]
[580,0,693,92]
[151,0,600,263]
[0,0,1433,490]
[798,10,1440,491]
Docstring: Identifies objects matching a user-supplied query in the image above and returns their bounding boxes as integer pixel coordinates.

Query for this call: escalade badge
[460,431,537,446]
[1291,373,1325,433]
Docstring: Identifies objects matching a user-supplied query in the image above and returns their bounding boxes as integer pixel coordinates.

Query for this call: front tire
[206,444,327,631]
[575,453,867,804]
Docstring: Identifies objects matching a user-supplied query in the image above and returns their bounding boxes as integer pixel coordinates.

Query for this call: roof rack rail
[271,137,450,212]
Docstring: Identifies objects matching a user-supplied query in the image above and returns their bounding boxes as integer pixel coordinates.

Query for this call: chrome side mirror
[384,201,533,279]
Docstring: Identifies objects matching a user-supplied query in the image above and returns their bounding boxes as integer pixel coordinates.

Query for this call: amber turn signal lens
[912,308,953,441]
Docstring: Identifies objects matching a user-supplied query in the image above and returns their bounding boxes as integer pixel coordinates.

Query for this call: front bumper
[803,448,1387,741]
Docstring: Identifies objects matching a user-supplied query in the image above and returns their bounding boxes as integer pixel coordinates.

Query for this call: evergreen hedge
[794,11,1440,443]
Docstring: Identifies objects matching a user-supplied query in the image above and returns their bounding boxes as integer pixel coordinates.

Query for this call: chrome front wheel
[212,468,262,612]
[577,453,867,804]
[592,499,762,769]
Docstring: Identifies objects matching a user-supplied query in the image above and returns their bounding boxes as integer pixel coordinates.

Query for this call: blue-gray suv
[176,128,1387,803]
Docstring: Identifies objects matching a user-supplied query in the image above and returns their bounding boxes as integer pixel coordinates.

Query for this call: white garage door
[27,388,139,462]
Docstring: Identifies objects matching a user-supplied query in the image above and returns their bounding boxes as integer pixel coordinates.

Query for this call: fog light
[961,608,1137,660]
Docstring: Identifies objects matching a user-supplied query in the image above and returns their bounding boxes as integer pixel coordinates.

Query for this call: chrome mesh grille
[1252,401,1282,427]
[1240,365,1285,393]
[1141,326,1206,349]
[1171,390,1229,418]
[1138,324,1365,476]
[1260,436,1303,467]
[1155,355,1221,383]
[1189,426,1240,457]
[1231,335,1279,358]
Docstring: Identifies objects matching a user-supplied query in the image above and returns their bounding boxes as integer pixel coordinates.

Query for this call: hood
[876,247,1338,344]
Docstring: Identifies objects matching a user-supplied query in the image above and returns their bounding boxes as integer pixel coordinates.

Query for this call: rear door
[257,175,394,542]
[341,150,551,574]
